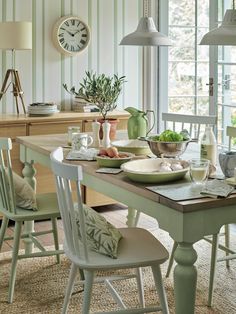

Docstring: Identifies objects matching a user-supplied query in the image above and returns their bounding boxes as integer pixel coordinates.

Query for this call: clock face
[52,16,90,55]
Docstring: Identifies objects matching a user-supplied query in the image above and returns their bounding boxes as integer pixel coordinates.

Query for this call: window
[159,0,236,147]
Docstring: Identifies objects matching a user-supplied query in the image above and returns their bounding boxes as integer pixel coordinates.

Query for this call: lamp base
[0,69,26,114]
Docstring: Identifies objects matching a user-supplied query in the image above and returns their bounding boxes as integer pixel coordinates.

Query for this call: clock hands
[66,30,75,37]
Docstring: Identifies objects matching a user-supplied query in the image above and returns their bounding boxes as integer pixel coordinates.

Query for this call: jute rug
[0,228,236,314]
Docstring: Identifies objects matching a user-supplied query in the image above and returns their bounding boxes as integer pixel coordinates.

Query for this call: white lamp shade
[120,17,172,46]
[200,10,236,46]
[0,21,32,50]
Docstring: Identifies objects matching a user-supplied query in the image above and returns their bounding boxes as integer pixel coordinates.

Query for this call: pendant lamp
[120,0,171,46]
[200,1,236,45]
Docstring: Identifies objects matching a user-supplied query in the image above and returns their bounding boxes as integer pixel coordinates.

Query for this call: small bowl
[96,152,134,168]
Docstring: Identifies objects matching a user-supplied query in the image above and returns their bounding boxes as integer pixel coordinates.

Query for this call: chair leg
[51,217,60,263]
[208,233,219,307]
[8,221,22,303]
[151,264,169,314]
[224,224,230,268]
[0,216,9,251]
[166,241,178,278]
[82,270,95,314]
[62,262,79,314]
[136,267,145,307]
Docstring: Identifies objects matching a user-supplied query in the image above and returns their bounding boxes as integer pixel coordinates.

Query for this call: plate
[121,158,189,183]
[96,152,134,168]
[111,139,151,156]
[28,110,60,116]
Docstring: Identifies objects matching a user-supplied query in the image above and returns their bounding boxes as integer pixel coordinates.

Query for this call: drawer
[0,124,27,139]
[29,121,83,135]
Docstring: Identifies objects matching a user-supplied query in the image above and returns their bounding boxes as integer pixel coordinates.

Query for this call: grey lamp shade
[200,10,236,46]
[0,21,32,50]
[120,17,172,46]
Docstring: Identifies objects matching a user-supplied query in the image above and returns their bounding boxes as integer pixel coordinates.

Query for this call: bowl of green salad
[139,129,194,158]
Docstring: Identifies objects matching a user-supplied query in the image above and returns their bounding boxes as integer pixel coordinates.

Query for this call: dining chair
[50,147,170,314]
[162,112,217,139]
[0,137,63,303]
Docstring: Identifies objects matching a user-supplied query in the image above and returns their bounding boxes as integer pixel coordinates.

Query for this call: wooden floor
[1,203,159,253]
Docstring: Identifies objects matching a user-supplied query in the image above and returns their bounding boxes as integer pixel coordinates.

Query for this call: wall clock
[52,15,91,56]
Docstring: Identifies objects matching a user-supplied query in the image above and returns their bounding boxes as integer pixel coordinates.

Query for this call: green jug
[125,107,155,139]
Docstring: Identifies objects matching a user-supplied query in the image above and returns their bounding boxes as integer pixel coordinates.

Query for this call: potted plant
[63,71,126,118]
[63,71,126,140]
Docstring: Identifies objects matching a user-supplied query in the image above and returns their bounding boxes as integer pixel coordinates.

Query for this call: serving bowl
[96,152,134,168]
[111,139,151,156]
[139,136,194,158]
[121,158,189,183]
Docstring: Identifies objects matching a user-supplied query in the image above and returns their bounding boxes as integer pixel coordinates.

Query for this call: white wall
[0,0,143,114]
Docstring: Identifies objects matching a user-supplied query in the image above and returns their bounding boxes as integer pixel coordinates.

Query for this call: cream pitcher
[125,107,155,139]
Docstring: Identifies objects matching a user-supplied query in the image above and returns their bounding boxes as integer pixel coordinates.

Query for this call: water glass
[189,158,210,185]
[68,126,81,146]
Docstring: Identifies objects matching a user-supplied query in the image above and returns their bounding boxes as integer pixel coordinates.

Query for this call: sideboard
[0,111,129,207]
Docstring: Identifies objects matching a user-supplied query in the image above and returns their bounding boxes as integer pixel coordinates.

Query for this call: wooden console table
[0,111,129,206]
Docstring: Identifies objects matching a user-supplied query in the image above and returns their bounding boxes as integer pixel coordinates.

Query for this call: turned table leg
[22,161,37,254]
[174,242,198,314]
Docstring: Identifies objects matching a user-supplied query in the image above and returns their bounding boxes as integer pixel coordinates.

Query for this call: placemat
[146,182,206,201]
[146,181,236,201]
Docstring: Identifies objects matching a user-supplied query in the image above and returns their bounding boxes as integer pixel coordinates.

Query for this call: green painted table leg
[126,207,137,227]
[22,161,37,254]
[174,242,197,314]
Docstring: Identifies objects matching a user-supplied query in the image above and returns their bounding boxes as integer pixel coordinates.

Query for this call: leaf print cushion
[76,205,122,259]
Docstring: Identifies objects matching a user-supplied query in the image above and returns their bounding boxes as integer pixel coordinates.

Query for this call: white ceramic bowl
[111,139,151,156]
[121,158,189,183]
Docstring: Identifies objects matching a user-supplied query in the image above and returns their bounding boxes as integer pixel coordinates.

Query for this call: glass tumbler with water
[190,158,210,185]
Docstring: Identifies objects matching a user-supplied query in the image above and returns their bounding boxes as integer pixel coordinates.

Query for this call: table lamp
[0,21,32,114]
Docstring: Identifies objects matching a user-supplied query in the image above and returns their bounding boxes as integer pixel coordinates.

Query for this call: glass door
[217,0,236,148]
[159,0,236,146]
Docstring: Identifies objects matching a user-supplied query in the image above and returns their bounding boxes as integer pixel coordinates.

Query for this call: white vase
[102,120,111,148]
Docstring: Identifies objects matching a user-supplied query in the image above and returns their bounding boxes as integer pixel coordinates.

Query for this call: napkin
[66,148,99,161]
[200,179,234,198]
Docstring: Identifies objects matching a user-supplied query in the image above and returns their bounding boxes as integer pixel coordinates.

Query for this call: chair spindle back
[162,113,217,140]
[50,147,90,263]
[0,138,16,214]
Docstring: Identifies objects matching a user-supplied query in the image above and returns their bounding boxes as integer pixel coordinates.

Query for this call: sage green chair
[50,147,170,314]
[0,137,63,303]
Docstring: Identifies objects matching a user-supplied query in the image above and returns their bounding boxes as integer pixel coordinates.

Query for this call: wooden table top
[16,133,236,213]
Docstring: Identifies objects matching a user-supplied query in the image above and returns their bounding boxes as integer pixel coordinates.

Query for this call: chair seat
[65,227,169,270]
[0,193,60,221]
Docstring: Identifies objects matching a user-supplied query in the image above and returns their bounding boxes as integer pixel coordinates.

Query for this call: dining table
[16,133,236,314]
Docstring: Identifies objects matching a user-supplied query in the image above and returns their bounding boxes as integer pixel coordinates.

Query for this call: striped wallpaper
[0,0,143,114]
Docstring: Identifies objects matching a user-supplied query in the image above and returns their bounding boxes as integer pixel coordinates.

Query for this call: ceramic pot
[98,118,119,140]
[219,151,236,178]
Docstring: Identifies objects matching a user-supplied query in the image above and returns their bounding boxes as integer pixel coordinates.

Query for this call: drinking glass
[189,158,210,185]
[67,126,81,146]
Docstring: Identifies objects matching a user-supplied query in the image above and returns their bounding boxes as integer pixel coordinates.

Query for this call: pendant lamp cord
[144,0,149,17]
[234,0,235,10]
